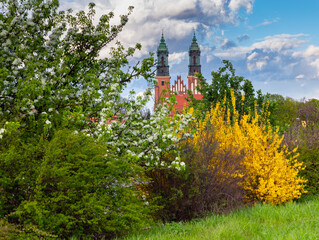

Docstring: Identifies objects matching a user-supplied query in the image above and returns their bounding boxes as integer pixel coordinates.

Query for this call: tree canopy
[0,1,193,238]
[0,0,155,138]
[188,60,265,119]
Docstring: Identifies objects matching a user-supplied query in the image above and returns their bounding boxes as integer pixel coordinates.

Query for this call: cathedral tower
[157,33,169,76]
[188,32,201,76]
[188,32,201,95]
[154,33,203,112]
[155,34,171,106]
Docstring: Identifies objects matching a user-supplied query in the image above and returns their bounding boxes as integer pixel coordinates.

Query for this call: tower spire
[156,33,169,76]
[188,31,201,76]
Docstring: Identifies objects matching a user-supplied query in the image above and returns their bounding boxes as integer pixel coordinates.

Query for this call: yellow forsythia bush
[190,90,307,204]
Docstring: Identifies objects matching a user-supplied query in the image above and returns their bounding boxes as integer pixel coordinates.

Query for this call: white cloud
[247,51,269,71]
[144,0,197,20]
[237,34,249,42]
[248,17,280,29]
[252,34,307,52]
[199,0,254,25]
[213,33,319,88]
[200,45,216,62]
[228,0,254,13]
[215,45,251,59]
[293,45,319,59]
[200,0,225,16]
[247,51,258,61]
[291,45,319,78]
[221,38,237,49]
[216,34,307,62]
[60,0,256,61]
[168,52,188,66]
[259,17,279,26]
[310,59,319,77]
[217,34,305,57]
[255,61,267,70]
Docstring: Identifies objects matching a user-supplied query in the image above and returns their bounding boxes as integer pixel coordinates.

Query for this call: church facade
[154,33,203,112]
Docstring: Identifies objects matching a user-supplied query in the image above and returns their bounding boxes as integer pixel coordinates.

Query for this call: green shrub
[0,129,152,239]
[285,126,319,195]
[283,102,319,196]
[299,145,319,195]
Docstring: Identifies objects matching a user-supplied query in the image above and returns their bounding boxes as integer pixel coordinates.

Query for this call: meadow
[120,195,319,240]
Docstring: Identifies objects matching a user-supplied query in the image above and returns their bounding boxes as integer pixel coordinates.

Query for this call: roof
[157,33,169,52]
[189,32,200,51]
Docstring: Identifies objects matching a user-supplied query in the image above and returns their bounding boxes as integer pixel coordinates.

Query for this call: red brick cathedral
[154,33,203,113]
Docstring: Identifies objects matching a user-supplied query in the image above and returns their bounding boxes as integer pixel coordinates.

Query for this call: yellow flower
[186,89,307,204]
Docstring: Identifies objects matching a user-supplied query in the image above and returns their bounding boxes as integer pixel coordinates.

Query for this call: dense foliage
[264,95,319,197]
[189,60,265,119]
[0,0,192,238]
[0,129,153,239]
[144,109,247,221]
[191,90,306,204]
[0,0,149,135]
[142,89,308,226]
[283,101,319,196]
[265,94,300,132]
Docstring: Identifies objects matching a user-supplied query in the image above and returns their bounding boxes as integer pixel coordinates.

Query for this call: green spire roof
[157,33,168,52]
[189,32,200,51]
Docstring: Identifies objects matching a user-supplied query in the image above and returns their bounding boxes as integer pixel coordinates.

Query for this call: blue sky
[60,0,319,108]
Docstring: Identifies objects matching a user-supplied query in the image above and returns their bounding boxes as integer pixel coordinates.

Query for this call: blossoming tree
[0,0,191,238]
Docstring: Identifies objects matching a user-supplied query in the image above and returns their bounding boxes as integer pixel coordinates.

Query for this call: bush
[193,90,306,204]
[283,102,319,196]
[144,123,247,222]
[0,129,152,239]
[1,1,180,238]
[144,90,307,224]
[266,94,300,132]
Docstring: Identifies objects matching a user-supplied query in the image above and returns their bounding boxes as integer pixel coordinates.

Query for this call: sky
[60,0,319,109]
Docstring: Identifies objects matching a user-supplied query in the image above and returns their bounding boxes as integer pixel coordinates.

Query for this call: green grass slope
[120,195,319,240]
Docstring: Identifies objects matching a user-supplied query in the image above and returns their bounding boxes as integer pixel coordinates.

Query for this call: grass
[118,195,319,240]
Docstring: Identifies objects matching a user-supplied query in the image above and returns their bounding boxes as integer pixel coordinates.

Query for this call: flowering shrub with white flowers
[0,1,193,238]
[0,0,155,137]
[98,93,192,170]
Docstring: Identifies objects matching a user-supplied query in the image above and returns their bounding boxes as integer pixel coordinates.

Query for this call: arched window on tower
[193,56,196,65]
[161,56,164,65]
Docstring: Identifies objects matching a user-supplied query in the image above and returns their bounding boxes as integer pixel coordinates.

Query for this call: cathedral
[154,33,203,112]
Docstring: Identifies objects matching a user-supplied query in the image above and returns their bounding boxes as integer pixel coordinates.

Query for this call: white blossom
[0,30,8,36]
